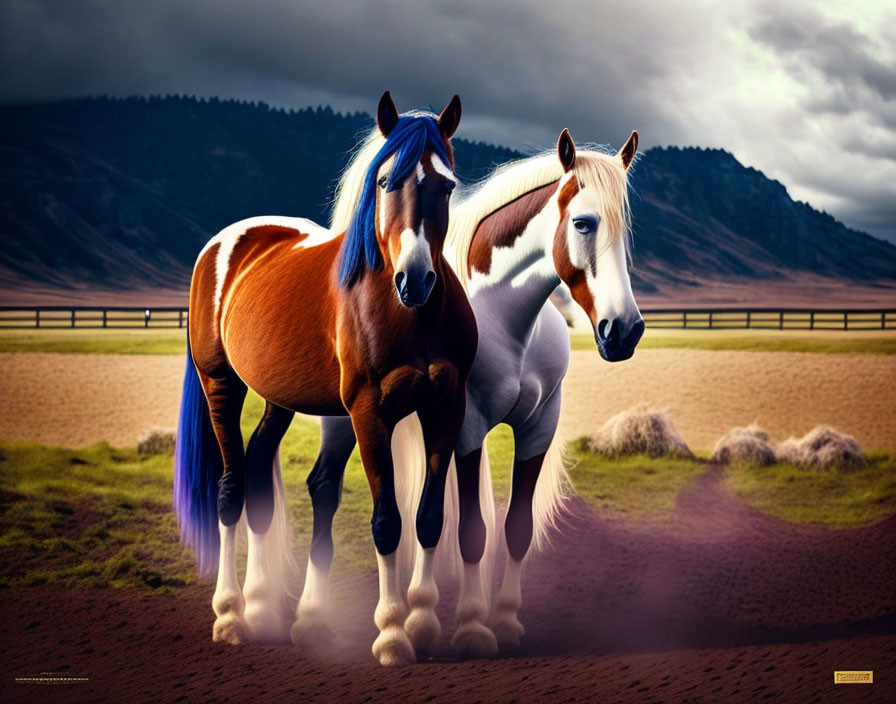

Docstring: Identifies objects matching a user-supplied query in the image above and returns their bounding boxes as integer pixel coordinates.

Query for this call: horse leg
[291,415,356,648]
[351,392,415,666]
[242,401,295,643]
[405,388,465,656]
[201,371,249,644]
[452,438,499,658]
[492,395,561,648]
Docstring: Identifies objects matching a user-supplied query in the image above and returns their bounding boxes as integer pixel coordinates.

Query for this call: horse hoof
[451,622,498,659]
[291,616,334,649]
[372,626,417,666]
[405,607,441,656]
[212,613,249,645]
[491,613,525,649]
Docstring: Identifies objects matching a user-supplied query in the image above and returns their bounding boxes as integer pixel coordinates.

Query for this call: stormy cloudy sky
[2,0,895,242]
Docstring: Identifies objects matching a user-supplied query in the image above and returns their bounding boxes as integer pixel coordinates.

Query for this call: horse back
[189,217,346,415]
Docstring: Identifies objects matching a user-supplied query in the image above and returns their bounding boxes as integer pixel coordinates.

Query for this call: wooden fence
[640,308,895,331]
[0,306,188,329]
[0,306,893,331]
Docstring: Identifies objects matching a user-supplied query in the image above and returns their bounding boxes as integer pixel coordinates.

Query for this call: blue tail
[173,337,222,579]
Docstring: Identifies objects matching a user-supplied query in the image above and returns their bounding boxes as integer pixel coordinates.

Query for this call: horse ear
[438,94,462,139]
[619,130,639,169]
[558,128,576,172]
[377,91,399,137]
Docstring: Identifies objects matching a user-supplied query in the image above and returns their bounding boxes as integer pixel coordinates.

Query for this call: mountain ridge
[1,96,893,297]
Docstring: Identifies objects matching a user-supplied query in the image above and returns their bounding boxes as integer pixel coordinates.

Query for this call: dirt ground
[0,348,893,450]
[1,466,893,703]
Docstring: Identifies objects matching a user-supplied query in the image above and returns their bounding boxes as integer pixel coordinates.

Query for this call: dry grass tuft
[711,425,776,466]
[777,425,866,472]
[137,428,176,456]
[587,403,693,459]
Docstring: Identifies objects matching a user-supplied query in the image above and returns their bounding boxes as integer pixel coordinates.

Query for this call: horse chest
[378,359,460,418]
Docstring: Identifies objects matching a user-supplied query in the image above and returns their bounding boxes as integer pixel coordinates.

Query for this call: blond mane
[329,126,386,236]
[447,148,632,288]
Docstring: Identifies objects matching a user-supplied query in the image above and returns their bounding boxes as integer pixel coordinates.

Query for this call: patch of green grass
[0,329,187,355]
[725,451,896,527]
[570,330,896,354]
[0,442,195,592]
[568,442,705,520]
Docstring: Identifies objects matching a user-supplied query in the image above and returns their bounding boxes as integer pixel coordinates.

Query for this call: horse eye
[378,175,388,189]
[573,218,596,234]
[443,181,456,195]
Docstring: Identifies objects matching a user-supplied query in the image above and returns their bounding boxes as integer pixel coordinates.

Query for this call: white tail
[268,447,302,603]
[439,441,498,607]
[392,413,428,590]
[531,433,572,550]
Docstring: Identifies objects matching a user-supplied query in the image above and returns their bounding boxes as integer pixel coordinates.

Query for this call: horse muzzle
[596,316,645,362]
[394,268,437,308]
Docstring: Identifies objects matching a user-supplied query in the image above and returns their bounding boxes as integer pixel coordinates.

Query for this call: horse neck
[463,181,563,339]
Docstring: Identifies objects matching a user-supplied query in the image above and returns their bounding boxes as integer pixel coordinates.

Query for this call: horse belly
[229,339,345,416]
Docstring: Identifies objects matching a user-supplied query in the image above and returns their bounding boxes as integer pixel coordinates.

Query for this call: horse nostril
[394,271,406,294]
[422,270,436,294]
[598,319,617,342]
[629,318,646,342]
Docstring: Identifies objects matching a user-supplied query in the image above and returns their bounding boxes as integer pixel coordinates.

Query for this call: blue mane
[338,115,452,287]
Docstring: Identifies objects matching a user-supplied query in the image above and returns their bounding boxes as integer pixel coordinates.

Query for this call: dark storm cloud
[0,0,679,149]
[1,0,894,241]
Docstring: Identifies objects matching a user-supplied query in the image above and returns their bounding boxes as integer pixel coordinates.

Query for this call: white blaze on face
[395,225,433,276]
[391,159,434,276]
[565,187,639,330]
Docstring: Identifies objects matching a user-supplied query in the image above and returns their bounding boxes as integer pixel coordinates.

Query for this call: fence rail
[0,306,188,329]
[640,308,895,331]
[0,306,894,331]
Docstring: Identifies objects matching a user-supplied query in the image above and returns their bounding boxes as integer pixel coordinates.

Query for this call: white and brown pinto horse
[307,129,644,657]
[174,92,473,666]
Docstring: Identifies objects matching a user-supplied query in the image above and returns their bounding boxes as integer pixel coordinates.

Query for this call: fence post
[779,311,784,330]
[843,311,848,331]
[683,311,687,329]
[883,312,887,330]
[35,310,40,328]
[810,311,814,330]
[179,310,184,328]
[708,311,713,329]
[102,309,107,328]
[70,309,75,328]
[745,310,751,329]
[144,309,150,328]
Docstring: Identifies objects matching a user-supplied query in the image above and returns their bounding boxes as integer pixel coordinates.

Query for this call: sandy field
[0,348,893,450]
[559,349,896,449]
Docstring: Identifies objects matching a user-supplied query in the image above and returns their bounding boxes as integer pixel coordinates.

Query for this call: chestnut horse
[303,128,644,657]
[173,92,474,666]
